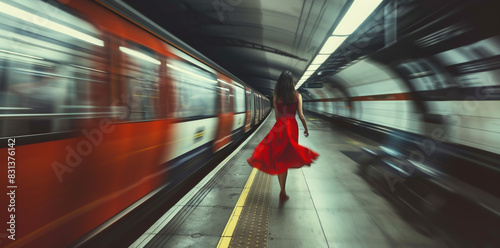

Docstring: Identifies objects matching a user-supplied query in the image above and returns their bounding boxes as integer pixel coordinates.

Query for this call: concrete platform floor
[131,111,453,248]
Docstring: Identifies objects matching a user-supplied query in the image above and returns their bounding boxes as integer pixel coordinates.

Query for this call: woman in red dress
[247,71,319,201]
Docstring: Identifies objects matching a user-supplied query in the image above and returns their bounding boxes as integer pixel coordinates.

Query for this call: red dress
[247,94,319,175]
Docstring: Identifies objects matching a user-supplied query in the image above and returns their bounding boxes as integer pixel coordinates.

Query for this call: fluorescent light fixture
[311,55,329,65]
[307,64,320,71]
[0,2,104,47]
[0,48,43,60]
[333,0,383,35]
[167,63,216,83]
[296,0,381,90]
[319,36,348,54]
[120,47,161,65]
[296,76,309,87]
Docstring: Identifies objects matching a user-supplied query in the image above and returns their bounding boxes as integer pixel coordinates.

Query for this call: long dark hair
[273,71,297,104]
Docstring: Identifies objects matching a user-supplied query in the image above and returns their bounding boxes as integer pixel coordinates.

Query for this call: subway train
[0,0,270,247]
[302,0,500,246]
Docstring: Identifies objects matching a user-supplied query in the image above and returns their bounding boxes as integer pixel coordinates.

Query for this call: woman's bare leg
[277,170,289,200]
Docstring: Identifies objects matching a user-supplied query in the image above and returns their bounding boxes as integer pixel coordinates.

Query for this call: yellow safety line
[217,167,258,248]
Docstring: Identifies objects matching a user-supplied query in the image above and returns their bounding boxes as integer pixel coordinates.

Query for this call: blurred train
[0,0,270,247]
[302,0,500,246]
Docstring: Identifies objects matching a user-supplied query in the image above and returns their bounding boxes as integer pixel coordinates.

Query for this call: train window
[245,89,252,111]
[216,79,232,114]
[0,0,108,137]
[234,83,245,113]
[214,82,226,115]
[120,44,161,121]
[229,84,235,113]
[167,59,217,119]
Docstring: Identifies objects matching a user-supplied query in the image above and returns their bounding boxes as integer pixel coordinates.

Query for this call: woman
[247,71,319,201]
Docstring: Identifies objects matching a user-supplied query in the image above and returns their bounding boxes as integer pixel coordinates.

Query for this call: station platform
[130,111,450,248]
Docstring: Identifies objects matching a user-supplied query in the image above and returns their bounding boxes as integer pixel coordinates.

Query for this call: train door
[213,74,234,151]
[163,55,218,169]
[250,90,255,126]
[259,95,264,122]
[254,94,259,124]
[244,87,252,132]
[232,81,245,139]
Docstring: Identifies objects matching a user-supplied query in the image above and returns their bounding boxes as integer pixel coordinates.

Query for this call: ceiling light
[307,64,321,71]
[333,0,383,35]
[319,36,348,54]
[298,0,382,89]
[311,55,329,65]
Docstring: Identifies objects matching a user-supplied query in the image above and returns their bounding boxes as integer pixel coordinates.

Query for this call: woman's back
[275,92,298,118]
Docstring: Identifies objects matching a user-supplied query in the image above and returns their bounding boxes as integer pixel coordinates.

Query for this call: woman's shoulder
[294,91,301,98]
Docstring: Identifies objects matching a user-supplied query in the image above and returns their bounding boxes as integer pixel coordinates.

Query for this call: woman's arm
[297,93,309,137]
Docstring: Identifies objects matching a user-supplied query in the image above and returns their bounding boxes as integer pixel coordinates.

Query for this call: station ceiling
[122,0,352,98]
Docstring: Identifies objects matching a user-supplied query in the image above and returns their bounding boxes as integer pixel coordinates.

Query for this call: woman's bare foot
[279,192,289,201]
